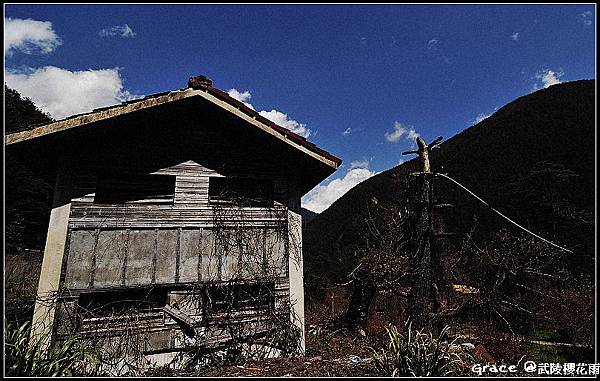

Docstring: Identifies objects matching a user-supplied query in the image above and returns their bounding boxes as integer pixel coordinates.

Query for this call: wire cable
[435,172,573,253]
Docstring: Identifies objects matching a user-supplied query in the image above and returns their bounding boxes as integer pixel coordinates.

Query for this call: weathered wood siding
[46,103,311,359]
[64,227,288,289]
[63,160,291,291]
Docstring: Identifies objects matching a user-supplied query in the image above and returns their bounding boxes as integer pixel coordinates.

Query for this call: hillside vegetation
[304,80,595,288]
[5,86,54,324]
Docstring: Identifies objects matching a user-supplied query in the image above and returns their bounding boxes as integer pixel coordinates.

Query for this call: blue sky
[4,4,596,212]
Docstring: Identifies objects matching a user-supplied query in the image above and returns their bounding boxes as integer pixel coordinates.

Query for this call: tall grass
[4,320,97,376]
[372,322,469,376]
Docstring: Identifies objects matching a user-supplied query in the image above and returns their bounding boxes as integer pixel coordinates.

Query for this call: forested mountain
[5,85,54,255]
[304,80,595,288]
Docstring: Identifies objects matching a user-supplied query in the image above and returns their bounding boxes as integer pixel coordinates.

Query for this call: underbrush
[371,323,473,377]
[4,321,98,376]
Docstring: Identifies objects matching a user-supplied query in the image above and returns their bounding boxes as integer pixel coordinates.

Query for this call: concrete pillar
[30,164,72,348]
[287,185,305,354]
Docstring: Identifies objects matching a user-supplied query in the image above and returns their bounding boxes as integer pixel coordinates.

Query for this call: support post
[288,184,305,354]
[30,163,72,349]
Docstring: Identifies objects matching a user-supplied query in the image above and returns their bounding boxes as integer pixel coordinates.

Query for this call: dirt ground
[145,284,594,377]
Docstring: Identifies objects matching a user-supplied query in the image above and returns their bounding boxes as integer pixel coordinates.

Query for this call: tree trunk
[345,277,376,330]
[406,137,440,332]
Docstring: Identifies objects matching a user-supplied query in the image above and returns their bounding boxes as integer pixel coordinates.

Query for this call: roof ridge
[6,78,342,167]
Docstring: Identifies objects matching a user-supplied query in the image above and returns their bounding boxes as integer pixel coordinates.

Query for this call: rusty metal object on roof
[188,75,213,89]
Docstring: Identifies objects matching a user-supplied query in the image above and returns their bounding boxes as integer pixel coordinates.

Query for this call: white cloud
[427,38,439,50]
[259,110,311,138]
[533,68,564,90]
[4,17,62,57]
[385,121,419,143]
[302,165,378,213]
[227,88,255,110]
[406,129,419,141]
[342,127,352,136]
[427,38,450,64]
[510,32,519,41]
[99,24,136,38]
[474,112,491,124]
[5,18,138,121]
[350,160,369,169]
[5,66,136,119]
[226,88,312,138]
[579,11,593,27]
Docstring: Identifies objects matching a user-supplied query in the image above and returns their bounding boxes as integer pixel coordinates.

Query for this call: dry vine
[38,189,304,375]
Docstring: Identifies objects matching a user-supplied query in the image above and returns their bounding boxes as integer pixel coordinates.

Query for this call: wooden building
[5,75,340,370]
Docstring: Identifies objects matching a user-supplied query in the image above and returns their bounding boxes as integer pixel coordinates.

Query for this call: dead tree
[342,137,448,332]
[344,267,377,331]
[343,197,412,331]
[403,136,446,332]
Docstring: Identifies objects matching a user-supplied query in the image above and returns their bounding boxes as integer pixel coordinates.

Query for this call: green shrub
[4,320,97,376]
[372,322,469,376]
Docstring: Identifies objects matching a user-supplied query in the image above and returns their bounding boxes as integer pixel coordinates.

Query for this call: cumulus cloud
[5,17,138,120]
[474,112,491,124]
[350,160,369,169]
[342,127,352,136]
[5,66,136,119]
[226,88,312,138]
[99,24,136,38]
[510,32,519,41]
[259,110,311,138]
[579,11,593,27]
[385,121,419,143]
[4,17,62,57]
[227,88,254,109]
[302,164,378,213]
[533,68,563,90]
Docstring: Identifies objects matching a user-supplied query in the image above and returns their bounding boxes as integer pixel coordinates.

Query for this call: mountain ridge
[304,80,595,287]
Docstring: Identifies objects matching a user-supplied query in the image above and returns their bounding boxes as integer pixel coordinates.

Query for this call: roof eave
[5,86,341,171]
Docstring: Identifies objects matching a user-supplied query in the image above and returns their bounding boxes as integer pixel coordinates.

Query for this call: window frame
[208,176,275,207]
[93,172,176,205]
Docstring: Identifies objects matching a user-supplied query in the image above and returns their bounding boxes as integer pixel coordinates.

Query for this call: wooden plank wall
[63,159,290,291]
[63,227,288,289]
[49,107,310,357]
